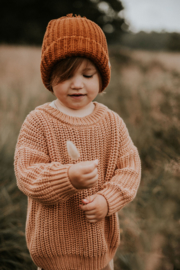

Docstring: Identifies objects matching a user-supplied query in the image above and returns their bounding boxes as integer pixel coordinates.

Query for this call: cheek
[88,82,99,95]
[92,73,101,93]
[53,83,67,96]
[89,76,100,93]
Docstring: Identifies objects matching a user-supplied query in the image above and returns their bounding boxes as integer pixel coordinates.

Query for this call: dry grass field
[0,45,180,270]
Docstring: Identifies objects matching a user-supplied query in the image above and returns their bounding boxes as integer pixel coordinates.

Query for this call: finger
[82,199,90,204]
[87,219,97,223]
[82,194,97,204]
[81,161,98,174]
[83,174,98,188]
[82,195,93,204]
[80,203,95,211]
[86,214,96,220]
[84,209,96,214]
[83,168,98,179]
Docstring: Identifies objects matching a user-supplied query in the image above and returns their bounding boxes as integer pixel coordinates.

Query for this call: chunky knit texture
[40,14,111,93]
[14,101,141,270]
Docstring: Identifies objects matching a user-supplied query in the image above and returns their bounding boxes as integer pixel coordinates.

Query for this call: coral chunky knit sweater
[14,101,141,270]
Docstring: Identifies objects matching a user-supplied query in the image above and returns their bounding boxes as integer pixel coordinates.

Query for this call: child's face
[52,59,100,111]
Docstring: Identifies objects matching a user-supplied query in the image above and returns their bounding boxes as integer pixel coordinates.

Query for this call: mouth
[68,94,87,99]
[69,94,86,97]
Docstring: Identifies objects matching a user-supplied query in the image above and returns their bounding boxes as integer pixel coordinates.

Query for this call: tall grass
[96,46,180,270]
[0,45,179,270]
[0,45,52,270]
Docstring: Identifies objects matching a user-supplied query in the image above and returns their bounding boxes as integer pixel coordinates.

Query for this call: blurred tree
[120,31,180,52]
[120,31,170,51]
[0,0,126,45]
[167,32,180,51]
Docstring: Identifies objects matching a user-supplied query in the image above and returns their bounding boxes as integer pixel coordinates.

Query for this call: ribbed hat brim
[41,36,110,92]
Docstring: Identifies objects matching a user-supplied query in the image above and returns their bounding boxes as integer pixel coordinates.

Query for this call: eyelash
[83,75,93,78]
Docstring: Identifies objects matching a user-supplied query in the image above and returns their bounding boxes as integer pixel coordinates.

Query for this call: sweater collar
[36,101,108,126]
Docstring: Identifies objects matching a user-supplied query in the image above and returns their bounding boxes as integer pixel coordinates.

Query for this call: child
[14,14,141,270]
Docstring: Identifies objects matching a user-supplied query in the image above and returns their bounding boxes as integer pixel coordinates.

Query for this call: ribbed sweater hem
[34,248,117,270]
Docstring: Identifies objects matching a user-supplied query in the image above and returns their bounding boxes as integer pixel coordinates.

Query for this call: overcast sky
[121,0,180,33]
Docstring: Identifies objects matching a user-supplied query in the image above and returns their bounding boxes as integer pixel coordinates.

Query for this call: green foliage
[167,32,180,51]
[120,31,180,51]
[0,153,36,269]
[0,0,125,45]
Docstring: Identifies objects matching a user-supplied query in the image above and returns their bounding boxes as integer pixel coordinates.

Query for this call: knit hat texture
[40,14,111,92]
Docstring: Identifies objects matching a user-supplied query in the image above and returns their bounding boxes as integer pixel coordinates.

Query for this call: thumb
[94,159,99,166]
[82,194,97,204]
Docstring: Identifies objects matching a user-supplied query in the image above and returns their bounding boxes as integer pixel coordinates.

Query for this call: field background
[0,44,180,270]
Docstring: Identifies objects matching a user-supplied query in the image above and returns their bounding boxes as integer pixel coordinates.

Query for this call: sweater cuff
[97,187,124,216]
[48,163,79,201]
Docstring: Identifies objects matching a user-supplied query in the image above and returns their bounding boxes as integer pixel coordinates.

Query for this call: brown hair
[49,57,102,94]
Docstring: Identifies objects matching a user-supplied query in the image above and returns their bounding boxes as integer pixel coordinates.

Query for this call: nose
[70,76,83,89]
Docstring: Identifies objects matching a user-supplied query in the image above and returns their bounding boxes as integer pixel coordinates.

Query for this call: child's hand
[68,160,99,189]
[79,194,108,223]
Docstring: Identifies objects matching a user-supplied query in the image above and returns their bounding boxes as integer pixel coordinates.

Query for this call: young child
[14,14,141,270]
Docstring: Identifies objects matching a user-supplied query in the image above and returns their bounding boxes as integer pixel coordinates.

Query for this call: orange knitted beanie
[40,14,111,92]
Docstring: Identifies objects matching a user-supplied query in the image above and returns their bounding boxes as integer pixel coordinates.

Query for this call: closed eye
[83,74,93,78]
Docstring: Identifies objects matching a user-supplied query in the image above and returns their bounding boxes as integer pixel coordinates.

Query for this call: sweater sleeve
[97,118,141,216]
[14,112,79,205]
